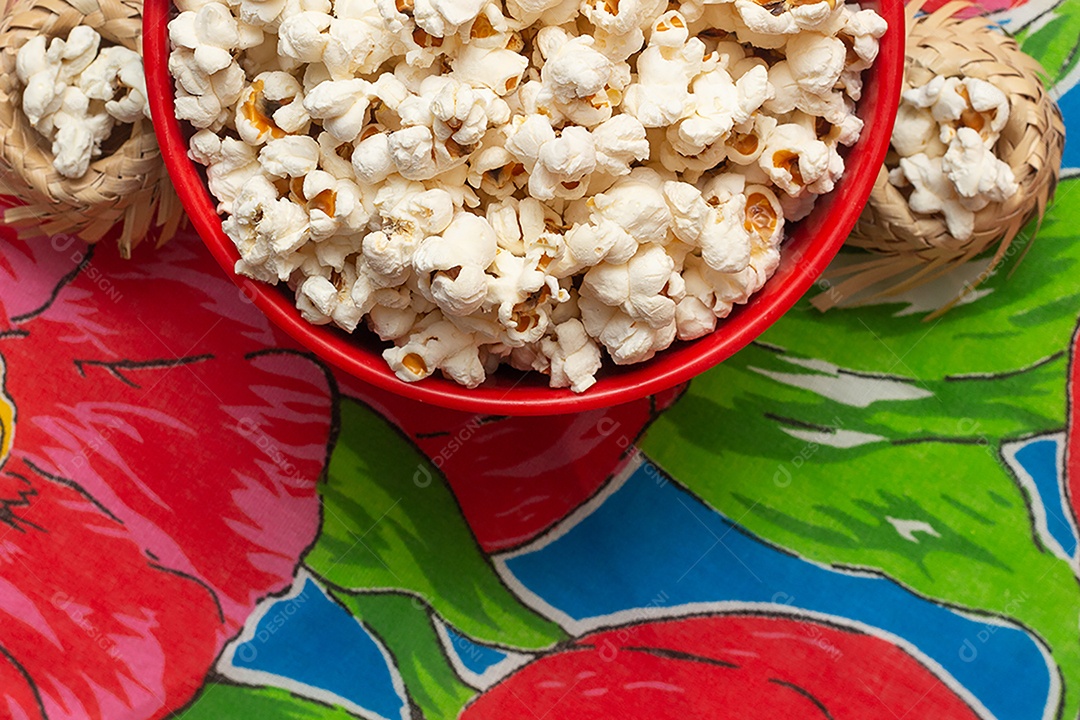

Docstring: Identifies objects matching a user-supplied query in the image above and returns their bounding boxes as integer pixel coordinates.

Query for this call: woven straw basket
[814,0,1065,314]
[0,0,182,257]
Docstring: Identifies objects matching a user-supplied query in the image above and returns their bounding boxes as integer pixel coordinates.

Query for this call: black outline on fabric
[833,367,925,384]
[651,381,690,419]
[22,459,122,525]
[1059,41,1080,80]
[891,436,997,447]
[454,645,591,716]
[993,431,1063,558]
[413,430,452,439]
[414,415,510,440]
[0,329,29,340]
[243,347,343,570]
[763,413,840,434]
[751,340,788,354]
[612,645,740,670]
[0,351,17,450]
[768,678,835,719]
[146,557,226,624]
[0,472,42,533]
[750,341,926,384]
[0,643,49,720]
[315,580,551,659]
[72,354,215,389]
[9,246,93,326]
[943,351,1067,382]
[1011,3,1061,36]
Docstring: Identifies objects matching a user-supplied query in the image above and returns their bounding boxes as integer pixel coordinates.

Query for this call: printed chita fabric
[1,0,1080,717]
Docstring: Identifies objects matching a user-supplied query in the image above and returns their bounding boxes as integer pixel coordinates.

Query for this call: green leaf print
[332,591,479,720]
[303,397,566,653]
[176,684,362,719]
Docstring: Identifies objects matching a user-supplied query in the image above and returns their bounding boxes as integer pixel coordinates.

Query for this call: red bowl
[144,2,904,416]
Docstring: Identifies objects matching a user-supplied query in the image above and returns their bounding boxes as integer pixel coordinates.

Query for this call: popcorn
[591,114,650,176]
[384,312,487,387]
[579,290,677,364]
[277,11,332,63]
[16,27,152,179]
[841,8,888,71]
[170,3,241,75]
[887,75,1019,241]
[551,168,669,276]
[225,175,311,282]
[296,265,369,330]
[79,46,150,123]
[237,72,307,142]
[413,212,497,315]
[191,132,264,212]
[902,76,1009,147]
[237,0,289,26]
[364,184,455,280]
[941,127,1017,202]
[302,78,372,142]
[622,12,708,128]
[451,41,528,95]
[259,134,321,176]
[323,1,402,77]
[537,32,615,109]
[172,0,885,391]
[412,0,486,37]
[759,122,834,196]
[542,318,603,392]
[785,32,845,96]
[664,179,751,273]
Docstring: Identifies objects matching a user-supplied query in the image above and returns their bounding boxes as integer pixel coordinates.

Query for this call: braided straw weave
[0,0,183,257]
[813,0,1065,314]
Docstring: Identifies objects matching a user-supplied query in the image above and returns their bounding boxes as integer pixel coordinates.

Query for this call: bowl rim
[144,0,905,416]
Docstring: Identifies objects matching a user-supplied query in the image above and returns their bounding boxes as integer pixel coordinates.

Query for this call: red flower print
[0,223,334,720]
[461,614,983,719]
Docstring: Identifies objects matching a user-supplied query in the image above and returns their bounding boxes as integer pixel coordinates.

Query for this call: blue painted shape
[444,627,510,677]
[232,579,405,720]
[504,464,1051,720]
[1013,437,1076,557]
[1059,83,1079,172]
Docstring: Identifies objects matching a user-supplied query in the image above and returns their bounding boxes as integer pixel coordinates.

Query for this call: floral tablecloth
[1,0,1079,717]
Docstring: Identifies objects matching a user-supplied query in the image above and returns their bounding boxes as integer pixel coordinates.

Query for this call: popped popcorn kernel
[888,75,1019,241]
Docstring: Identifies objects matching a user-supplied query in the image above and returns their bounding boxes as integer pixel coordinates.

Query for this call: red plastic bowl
[144,1,904,415]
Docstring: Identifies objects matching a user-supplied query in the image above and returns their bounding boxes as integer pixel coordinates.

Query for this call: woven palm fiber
[813,0,1065,315]
[0,0,182,257]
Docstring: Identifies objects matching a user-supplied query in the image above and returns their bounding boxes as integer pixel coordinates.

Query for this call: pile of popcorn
[889,76,1018,240]
[17,27,150,179]
[169,0,886,392]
